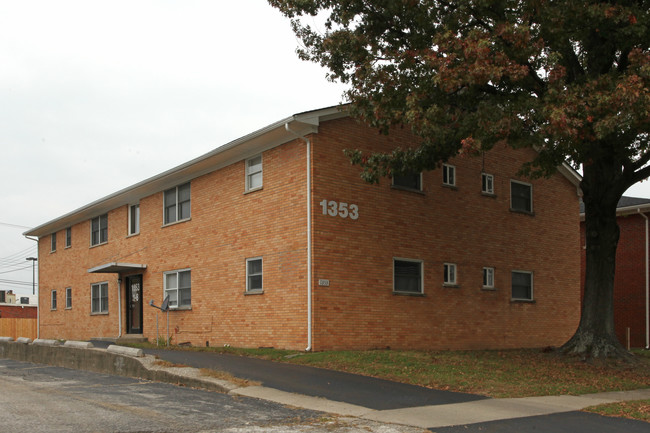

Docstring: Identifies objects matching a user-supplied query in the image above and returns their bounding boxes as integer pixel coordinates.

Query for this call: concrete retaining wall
[0,340,233,393]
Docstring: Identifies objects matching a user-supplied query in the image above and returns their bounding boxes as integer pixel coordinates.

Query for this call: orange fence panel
[0,318,37,340]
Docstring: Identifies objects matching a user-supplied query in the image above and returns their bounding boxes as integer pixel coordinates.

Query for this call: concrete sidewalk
[2,339,649,430]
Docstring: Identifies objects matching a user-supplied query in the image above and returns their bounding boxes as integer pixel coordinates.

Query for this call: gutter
[285,122,313,352]
[639,209,649,350]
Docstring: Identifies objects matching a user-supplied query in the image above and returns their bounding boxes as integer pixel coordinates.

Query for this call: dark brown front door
[126,275,143,334]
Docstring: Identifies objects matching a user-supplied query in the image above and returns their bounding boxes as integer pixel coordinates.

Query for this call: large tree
[270,0,650,359]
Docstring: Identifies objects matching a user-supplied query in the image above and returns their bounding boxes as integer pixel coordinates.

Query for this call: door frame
[125,274,143,334]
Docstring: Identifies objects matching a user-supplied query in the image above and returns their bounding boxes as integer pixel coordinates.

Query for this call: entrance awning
[88,262,147,274]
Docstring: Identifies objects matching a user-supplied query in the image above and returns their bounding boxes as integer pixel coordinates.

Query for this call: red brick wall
[580,213,649,348]
[0,305,37,319]
[37,116,582,350]
[38,139,309,348]
[310,117,581,350]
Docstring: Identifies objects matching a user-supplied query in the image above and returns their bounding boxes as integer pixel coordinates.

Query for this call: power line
[0,221,32,230]
[0,265,32,275]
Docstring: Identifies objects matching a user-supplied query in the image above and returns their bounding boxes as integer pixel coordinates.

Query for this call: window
[129,204,140,235]
[164,269,191,308]
[91,214,108,246]
[65,287,72,309]
[482,173,494,195]
[91,282,109,313]
[393,172,422,191]
[50,233,56,252]
[511,180,533,213]
[393,259,423,294]
[65,227,71,248]
[164,183,191,225]
[246,258,263,293]
[483,267,495,289]
[246,155,263,191]
[443,164,456,186]
[51,290,57,310]
[512,271,533,301]
[443,263,457,286]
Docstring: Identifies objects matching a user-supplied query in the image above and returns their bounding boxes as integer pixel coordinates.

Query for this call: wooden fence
[0,318,37,340]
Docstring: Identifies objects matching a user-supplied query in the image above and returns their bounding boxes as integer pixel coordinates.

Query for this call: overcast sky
[0,0,347,297]
[1,1,650,299]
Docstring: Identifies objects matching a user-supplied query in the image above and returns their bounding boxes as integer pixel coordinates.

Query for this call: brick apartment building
[580,196,650,349]
[24,106,582,350]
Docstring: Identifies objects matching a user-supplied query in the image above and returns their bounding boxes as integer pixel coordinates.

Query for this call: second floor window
[246,155,263,191]
[393,172,422,191]
[90,214,108,246]
[129,204,140,235]
[65,227,72,248]
[164,183,191,225]
[50,233,56,252]
[443,164,456,186]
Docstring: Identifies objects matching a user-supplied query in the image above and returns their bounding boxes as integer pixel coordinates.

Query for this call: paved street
[0,359,423,433]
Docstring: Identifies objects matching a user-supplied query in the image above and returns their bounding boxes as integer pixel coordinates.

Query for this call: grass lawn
[585,399,650,422]
[135,343,650,399]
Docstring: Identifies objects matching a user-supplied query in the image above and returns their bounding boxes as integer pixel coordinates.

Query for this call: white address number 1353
[320,199,359,220]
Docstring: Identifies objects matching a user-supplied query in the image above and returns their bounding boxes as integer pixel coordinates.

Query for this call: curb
[0,340,237,394]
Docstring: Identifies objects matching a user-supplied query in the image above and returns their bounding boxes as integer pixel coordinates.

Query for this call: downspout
[24,235,39,339]
[285,122,312,352]
[117,277,123,338]
[639,210,649,350]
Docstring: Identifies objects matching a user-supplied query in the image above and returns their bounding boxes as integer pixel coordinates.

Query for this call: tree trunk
[561,163,631,360]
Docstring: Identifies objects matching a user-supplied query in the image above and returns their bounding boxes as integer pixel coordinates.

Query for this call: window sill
[89,242,108,249]
[481,286,497,291]
[443,283,460,288]
[162,218,191,228]
[390,185,425,195]
[245,290,264,295]
[169,306,192,311]
[126,232,140,238]
[393,291,425,297]
[510,208,535,216]
[481,192,497,198]
[90,312,109,316]
[511,298,535,303]
[244,186,263,195]
[442,184,457,190]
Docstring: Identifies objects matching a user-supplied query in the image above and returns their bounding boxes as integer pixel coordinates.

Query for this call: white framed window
[90,214,108,246]
[65,227,72,248]
[51,290,57,310]
[443,263,457,286]
[65,287,72,309]
[91,282,108,313]
[164,269,191,308]
[164,183,191,225]
[128,203,140,235]
[482,173,494,195]
[392,172,422,191]
[443,164,456,186]
[511,271,533,301]
[246,257,263,293]
[511,180,533,213]
[393,258,423,294]
[483,267,495,289]
[246,155,263,191]
[50,233,56,252]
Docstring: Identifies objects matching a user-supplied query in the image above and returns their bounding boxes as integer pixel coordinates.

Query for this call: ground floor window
[511,271,533,300]
[164,269,191,308]
[91,282,108,313]
[393,258,423,294]
[51,290,57,310]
